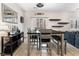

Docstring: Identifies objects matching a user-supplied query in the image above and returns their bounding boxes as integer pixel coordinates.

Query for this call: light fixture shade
[49,19,61,21]
[35,12,44,15]
[52,25,64,27]
[58,22,69,24]
[36,3,44,8]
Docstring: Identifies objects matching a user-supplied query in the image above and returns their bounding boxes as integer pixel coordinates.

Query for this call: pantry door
[36,18,46,29]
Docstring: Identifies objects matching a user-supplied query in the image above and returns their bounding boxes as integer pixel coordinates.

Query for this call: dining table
[27,29,65,56]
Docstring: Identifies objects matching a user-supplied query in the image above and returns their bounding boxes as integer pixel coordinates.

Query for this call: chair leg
[47,44,48,51]
[47,43,52,56]
[49,44,52,56]
[65,40,67,54]
[47,44,49,55]
[34,39,35,45]
[57,41,60,55]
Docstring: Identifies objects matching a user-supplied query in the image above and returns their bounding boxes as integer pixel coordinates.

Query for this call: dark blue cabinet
[64,32,79,48]
[64,32,75,46]
[75,32,79,48]
[69,32,75,46]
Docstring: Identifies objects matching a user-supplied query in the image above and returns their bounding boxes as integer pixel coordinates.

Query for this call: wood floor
[12,38,79,56]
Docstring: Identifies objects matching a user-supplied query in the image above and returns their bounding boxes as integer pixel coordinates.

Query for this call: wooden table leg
[61,33,64,56]
[1,37,4,56]
[39,34,41,50]
[37,35,39,50]
[10,37,13,56]
[27,34,30,56]
[23,35,24,42]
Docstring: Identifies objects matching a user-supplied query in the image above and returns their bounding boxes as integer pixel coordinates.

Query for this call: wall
[24,11,70,38]
[24,10,79,37]
[2,3,25,32]
[0,3,2,54]
[0,3,25,54]
[68,10,79,31]
[45,11,70,31]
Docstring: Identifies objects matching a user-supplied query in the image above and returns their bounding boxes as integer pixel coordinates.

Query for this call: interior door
[36,18,46,29]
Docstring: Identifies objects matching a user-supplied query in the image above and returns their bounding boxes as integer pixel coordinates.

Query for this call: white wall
[45,11,70,31]
[68,10,79,31]
[0,3,25,54]
[0,3,2,54]
[24,10,79,37]
[2,3,25,32]
[24,11,70,38]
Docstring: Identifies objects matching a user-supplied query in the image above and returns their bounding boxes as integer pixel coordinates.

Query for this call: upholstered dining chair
[39,29,52,55]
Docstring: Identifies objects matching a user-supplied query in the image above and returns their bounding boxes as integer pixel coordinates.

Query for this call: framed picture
[1,4,17,24]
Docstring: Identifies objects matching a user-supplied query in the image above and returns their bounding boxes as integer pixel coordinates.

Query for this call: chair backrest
[40,35,51,39]
[40,29,52,34]
[40,29,52,42]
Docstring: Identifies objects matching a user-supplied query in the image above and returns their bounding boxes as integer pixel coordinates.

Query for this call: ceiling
[17,3,79,12]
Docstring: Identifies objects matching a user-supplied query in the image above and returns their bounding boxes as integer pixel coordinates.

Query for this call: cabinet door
[75,33,79,48]
[67,32,75,46]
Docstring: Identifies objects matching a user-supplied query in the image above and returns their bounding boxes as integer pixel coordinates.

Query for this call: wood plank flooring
[13,38,79,56]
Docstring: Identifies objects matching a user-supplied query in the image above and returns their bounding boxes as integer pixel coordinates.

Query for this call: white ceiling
[17,3,79,12]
